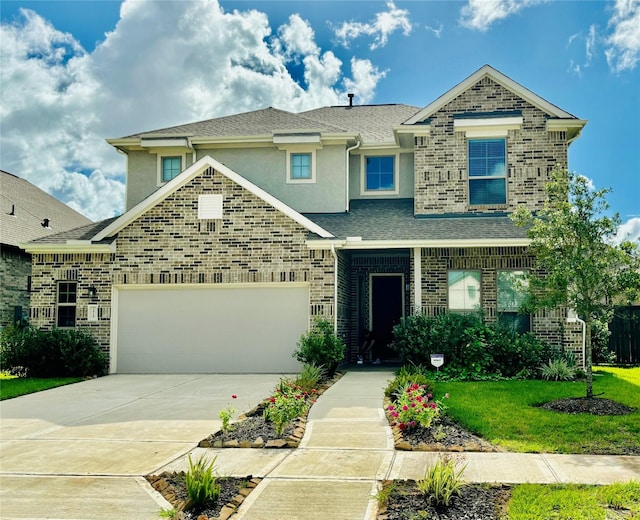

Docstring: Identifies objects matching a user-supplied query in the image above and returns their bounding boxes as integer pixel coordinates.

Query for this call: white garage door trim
[110,283,310,374]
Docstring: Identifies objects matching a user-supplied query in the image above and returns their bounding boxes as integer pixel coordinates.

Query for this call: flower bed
[198,371,343,449]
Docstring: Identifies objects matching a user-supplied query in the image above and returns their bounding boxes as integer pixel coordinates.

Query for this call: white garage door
[114,284,309,373]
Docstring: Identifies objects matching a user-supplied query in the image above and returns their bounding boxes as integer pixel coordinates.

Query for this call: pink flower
[402,405,409,411]
[427,394,433,399]
[430,403,437,409]
[392,411,399,418]
[410,403,416,408]
[387,405,395,411]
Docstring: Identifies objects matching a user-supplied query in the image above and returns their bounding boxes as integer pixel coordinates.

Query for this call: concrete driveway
[0,374,285,519]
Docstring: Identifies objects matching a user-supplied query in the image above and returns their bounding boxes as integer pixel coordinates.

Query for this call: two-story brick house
[25,65,587,373]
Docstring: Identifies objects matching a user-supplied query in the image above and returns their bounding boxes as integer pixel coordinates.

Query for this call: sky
[1,0,638,242]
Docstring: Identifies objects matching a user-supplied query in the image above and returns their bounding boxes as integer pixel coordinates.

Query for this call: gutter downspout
[345,137,361,212]
[187,137,195,164]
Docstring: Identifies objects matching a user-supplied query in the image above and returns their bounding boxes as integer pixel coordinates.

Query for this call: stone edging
[383,397,500,452]
[198,371,344,449]
[146,475,262,520]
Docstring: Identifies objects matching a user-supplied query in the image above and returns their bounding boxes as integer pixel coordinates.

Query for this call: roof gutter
[306,237,531,250]
[345,137,361,212]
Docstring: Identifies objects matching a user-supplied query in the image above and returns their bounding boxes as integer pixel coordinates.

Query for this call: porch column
[413,247,422,313]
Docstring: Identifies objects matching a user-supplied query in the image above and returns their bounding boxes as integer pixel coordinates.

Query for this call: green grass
[508,481,640,519]
[438,367,640,453]
[0,374,83,400]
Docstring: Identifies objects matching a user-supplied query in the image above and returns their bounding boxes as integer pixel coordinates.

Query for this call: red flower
[231,394,237,399]
[269,397,276,403]
[398,422,406,430]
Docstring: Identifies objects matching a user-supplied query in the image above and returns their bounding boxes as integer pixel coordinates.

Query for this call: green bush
[0,325,106,378]
[185,454,221,506]
[293,318,345,375]
[390,313,553,380]
[384,364,435,399]
[263,378,311,436]
[416,456,467,507]
[540,358,577,381]
[294,363,326,393]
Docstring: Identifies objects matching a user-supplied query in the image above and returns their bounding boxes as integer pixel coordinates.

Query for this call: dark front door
[371,275,404,359]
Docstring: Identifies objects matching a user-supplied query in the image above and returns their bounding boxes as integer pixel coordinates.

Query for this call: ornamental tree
[512,167,639,398]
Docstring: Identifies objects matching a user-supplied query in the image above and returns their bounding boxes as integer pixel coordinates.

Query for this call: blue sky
[1,0,638,241]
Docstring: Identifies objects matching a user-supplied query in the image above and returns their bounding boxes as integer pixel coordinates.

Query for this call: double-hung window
[468,138,506,205]
[161,156,182,182]
[448,271,481,312]
[497,271,530,333]
[57,282,77,328]
[365,155,396,192]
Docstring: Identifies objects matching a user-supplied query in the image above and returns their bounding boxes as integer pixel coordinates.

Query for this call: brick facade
[1,246,31,327]
[30,166,335,356]
[414,76,568,215]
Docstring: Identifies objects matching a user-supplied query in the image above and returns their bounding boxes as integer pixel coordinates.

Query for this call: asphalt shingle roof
[0,170,92,248]
[304,199,529,242]
[29,217,119,244]
[122,104,423,145]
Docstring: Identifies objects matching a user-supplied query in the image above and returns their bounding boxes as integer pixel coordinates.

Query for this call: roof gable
[404,65,578,125]
[92,155,333,242]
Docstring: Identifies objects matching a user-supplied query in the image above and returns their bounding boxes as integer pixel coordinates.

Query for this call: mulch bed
[146,473,260,520]
[541,396,635,416]
[378,480,511,520]
[198,371,344,449]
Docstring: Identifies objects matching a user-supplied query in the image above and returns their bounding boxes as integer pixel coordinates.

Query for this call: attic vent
[198,194,223,220]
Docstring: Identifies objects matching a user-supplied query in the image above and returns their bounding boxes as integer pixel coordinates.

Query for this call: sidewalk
[158,369,640,520]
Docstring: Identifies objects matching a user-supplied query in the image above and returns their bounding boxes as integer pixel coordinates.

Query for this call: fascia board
[394,125,430,135]
[405,65,576,125]
[454,116,523,129]
[140,138,189,148]
[92,155,334,241]
[306,237,531,250]
[546,119,588,132]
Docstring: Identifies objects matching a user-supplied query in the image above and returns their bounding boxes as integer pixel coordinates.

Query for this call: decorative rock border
[383,397,501,452]
[198,371,344,449]
[146,474,262,520]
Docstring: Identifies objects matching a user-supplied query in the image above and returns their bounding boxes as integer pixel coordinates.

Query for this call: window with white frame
[364,155,396,193]
[286,150,316,183]
[57,282,77,328]
[497,270,530,333]
[448,271,481,312]
[161,156,182,183]
[468,138,506,205]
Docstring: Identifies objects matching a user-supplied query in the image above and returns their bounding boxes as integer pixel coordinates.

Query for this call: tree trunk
[585,318,593,399]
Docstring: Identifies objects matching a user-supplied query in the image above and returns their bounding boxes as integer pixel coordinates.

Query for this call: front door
[370,274,404,359]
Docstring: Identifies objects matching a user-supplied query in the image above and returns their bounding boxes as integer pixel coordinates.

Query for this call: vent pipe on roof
[41,218,50,228]
[8,204,15,216]
[348,93,354,107]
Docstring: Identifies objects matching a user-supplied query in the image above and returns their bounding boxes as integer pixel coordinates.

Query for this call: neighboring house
[1,170,92,328]
[24,65,587,374]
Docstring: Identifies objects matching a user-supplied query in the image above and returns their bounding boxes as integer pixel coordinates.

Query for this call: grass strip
[437,367,640,453]
[0,376,83,400]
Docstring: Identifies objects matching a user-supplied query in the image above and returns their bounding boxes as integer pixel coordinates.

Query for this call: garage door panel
[116,285,308,373]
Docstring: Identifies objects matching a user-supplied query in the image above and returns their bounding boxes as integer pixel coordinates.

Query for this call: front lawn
[437,367,640,454]
[0,374,83,400]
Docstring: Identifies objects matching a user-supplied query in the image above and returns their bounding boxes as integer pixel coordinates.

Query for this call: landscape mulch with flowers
[384,383,500,452]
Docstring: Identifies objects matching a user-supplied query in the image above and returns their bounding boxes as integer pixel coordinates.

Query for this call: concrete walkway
[0,370,638,519]
[159,370,640,520]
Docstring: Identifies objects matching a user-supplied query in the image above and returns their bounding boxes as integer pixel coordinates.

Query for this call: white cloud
[605,0,640,72]
[614,217,640,244]
[425,23,444,39]
[579,175,596,191]
[459,0,547,32]
[333,1,412,50]
[0,1,386,221]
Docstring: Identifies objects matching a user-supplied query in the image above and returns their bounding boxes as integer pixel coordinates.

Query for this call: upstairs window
[468,138,506,205]
[365,155,395,192]
[161,156,182,182]
[448,271,481,312]
[290,153,312,180]
[57,282,77,328]
[497,270,530,333]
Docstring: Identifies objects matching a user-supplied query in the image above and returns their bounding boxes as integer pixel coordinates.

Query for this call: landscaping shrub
[416,456,467,507]
[540,358,577,381]
[390,313,553,380]
[263,378,313,436]
[293,318,345,375]
[384,364,435,399]
[0,325,106,377]
[387,383,444,430]
[185,454,221,506]
[294,363,326,393]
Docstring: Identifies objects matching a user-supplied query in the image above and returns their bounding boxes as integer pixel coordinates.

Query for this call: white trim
[93,155,334,241]
[286,149,317,184]
[141,138,189,148]
[305,237,531,250]
[360,152,400,196]
[157,153,186,185]
[454,116,523,138]
[273,134,321,145]
[405,65,577,125]
[21,242,116,254]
